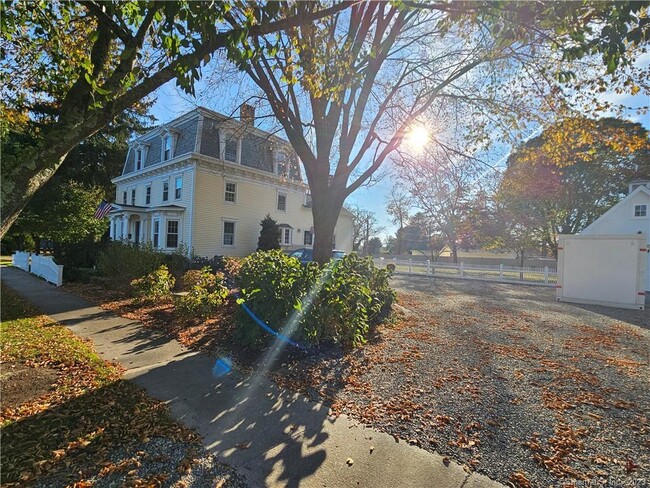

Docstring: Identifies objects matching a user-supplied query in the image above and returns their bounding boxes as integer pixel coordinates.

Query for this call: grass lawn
[0,286,244,487]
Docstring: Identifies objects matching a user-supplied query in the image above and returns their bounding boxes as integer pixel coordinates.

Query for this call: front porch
[108,204,186,251]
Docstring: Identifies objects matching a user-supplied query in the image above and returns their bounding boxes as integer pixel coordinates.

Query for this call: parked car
[288,248,346,264]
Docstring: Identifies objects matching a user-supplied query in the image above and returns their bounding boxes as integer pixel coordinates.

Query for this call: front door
[134,220,141,245]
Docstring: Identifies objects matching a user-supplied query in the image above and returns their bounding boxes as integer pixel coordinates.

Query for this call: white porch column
[109,217,115,240]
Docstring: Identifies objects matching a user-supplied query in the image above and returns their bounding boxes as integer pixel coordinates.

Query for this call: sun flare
[405,125,429,152]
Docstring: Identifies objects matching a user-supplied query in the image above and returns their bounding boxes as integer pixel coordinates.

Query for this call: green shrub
[130,265,175,302]
[235,250,309,347]
[175,267,228,318]
[63,266,101,283]
[97,242,166,286]
[235,251,395,350]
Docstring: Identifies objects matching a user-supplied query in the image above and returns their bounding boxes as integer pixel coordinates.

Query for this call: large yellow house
[109,106,354,257]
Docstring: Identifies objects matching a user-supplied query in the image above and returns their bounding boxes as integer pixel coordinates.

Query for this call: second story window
[162,180,169,202]
[277,193,287,212]
[131,188,136,206]
[163,134,173,160]
[122,191,127,204]
[634,204,647,217]
[175,176,182,199]
[145,185,151,205]
[224,182,237,203]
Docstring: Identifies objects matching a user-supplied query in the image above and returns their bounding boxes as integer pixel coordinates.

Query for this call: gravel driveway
[278,276,650,487]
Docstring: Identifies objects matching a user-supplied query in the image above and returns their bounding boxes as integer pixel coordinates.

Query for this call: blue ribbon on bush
[235,293,307,350]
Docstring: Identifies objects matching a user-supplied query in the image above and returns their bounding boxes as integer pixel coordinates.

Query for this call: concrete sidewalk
[1,266,503,488]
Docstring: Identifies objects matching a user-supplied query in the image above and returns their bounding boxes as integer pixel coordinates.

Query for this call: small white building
[109,106,354,257]
[580,179,650,290]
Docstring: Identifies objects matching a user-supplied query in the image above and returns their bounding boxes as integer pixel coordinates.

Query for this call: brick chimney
[240,104,255,125]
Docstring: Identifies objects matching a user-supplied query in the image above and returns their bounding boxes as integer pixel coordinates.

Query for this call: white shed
[580,180,650,291]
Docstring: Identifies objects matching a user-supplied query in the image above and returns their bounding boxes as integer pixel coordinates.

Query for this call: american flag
[94,200,112,219]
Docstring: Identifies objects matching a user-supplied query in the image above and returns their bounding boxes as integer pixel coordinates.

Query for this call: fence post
[499,264,503,280]
[427,260,431,276]
[408,258,412,274]
[393,258,397,271]
[380,257,384,268]
[544,266,549,285]
[460,261,464,278]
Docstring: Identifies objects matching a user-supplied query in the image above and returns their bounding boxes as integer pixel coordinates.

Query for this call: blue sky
[149,66,650,241]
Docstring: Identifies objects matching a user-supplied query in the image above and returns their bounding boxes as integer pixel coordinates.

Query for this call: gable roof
[581,184,650,233]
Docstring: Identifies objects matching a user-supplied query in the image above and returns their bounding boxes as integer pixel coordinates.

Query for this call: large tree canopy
[0,0,347,237]
[497,117,650,255]
[225,1,648,263]
[4,109,152,250]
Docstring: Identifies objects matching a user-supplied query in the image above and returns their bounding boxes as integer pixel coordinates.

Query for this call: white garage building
[556,180,649,310]
[580,179,650,290]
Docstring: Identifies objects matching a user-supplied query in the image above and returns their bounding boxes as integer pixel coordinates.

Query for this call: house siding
[192,166,351,257]
[581,191,650,237]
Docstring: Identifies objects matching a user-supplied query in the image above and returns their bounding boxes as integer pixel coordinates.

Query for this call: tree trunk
[312,187,343,266]
[312,202,341,265]
[450,241,458,264]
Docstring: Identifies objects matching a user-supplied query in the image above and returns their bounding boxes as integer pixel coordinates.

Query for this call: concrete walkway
[1,266,503,488]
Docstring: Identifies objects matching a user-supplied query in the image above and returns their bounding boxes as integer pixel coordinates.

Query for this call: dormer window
[224,138,238,163]
[163,134,173,161]
[133,144,149,171]
[160,130,177,162]
[274,150,289,177]
[220,131,240,163]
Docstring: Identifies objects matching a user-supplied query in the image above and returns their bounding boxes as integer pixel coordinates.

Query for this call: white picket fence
[374,257,557,287]
[11,251,30,272]
[11,252,64,287]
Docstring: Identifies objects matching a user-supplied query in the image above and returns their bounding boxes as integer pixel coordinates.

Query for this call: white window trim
[174,176,183,200]
[274,149,289,177]
[282,228,293,245]
[161,130,178,162]
[277,191,287,212]
[224,180,237,204]
[145,184,152,205]
[130,187,136,206]
[222,219,236,247]
[221,132,240,164]
[162,179,170,202]
[152,218,160,248]
[134,144,149,171]
[166,219,180,249]
[633,204,647,218]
